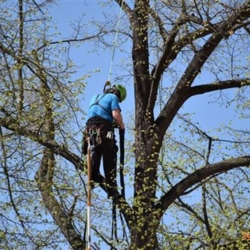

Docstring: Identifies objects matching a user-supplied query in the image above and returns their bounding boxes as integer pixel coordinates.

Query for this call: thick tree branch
[202,185,214,242]
[114,0,133,19]
[34,67,86,249]
[36,32,104,51]
[189,78,250,96]
[155,1,250,145]
[35,149,86,250]
[18,0,24,117]
[178,1,250,90]
[0,108,134,232]
[155,156,250,216]
[132,0,151,109]
[149,14,217,112]
[148,14,187,112]
[0,108,82,169]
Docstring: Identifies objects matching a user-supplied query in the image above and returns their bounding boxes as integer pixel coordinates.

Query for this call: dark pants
[85,117,118,197]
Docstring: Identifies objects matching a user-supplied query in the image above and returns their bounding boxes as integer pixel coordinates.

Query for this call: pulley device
[103,80,112,93]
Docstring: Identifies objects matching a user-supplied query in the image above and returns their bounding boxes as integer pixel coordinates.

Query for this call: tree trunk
[130,212,160,250]
[131,119,161,249]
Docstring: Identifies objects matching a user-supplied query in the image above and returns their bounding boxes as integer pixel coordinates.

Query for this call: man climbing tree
[83,83,126,198]
[1,1,250,250]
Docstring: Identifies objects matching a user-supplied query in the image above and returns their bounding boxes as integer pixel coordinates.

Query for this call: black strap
[89,94,111,117]
[119,129,125,199]
[110,129,126,248]
[87,116,113,131]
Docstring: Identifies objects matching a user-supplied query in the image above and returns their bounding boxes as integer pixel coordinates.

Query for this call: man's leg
[90,145,102,185]
[102,139,118,198]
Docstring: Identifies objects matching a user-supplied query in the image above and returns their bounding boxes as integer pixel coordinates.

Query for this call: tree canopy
[0,0,250,249]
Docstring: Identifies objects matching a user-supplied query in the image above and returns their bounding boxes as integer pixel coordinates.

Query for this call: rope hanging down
[86,138,92,250]
[84,3,125,249]
[108,2,126,245]
[107,0,124,82]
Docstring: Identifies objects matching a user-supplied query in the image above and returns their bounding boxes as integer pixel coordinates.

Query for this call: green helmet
[114,84,127,102]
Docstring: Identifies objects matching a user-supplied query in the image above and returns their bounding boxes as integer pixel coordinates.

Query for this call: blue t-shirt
[87,93,121,122]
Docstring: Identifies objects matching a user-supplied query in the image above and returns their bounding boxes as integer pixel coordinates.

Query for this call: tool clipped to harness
[106,131,113,139]
[96,128,102,144]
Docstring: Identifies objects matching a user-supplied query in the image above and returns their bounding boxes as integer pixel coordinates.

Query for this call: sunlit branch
[155,156,250,214]
[189,79,250,96]
[35,148,86,249]
[35,31,105,51]
[18,0,24,117]
[0,126,37,245]
[202,185,214,242]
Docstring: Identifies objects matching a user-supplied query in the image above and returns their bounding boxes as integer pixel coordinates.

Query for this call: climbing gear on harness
[83,116,127,247]
[106,131,114,139]
[84,117,114,146]
[96,128,102,145]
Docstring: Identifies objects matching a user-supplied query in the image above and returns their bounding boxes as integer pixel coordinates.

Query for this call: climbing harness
[88,94,110,117]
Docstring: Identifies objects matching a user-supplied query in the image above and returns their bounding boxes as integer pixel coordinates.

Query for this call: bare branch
[156,156,250,214]
[0,107,82,169]
[35,149,86,249]
[36,31,104,51]
[189,78,250,96]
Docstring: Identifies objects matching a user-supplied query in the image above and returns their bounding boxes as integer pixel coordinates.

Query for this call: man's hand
[119,128,125,136]
[119,122,125,130]
[112,109,124,130]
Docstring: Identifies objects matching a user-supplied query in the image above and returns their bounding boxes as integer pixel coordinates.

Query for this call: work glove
[119,128,125,136]
[112,121,118,128]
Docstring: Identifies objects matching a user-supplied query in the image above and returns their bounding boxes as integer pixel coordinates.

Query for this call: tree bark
[35,149,86,250]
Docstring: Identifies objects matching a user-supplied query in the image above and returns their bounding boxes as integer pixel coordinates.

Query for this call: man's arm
[112,109,125,130]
